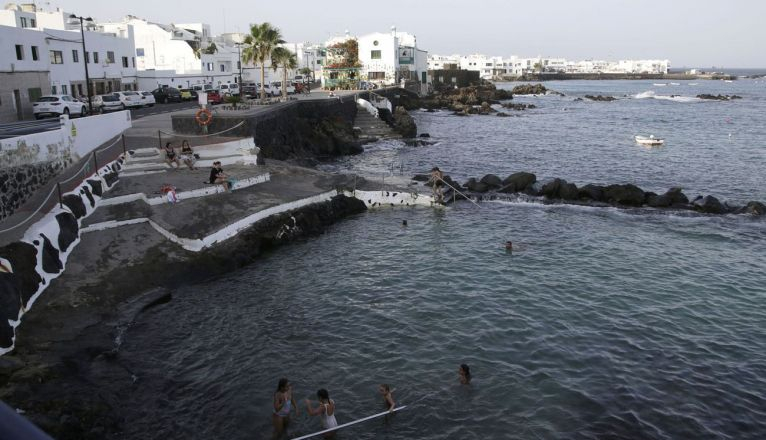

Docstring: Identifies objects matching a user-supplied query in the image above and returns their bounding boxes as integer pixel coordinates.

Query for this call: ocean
[110,80,766,439]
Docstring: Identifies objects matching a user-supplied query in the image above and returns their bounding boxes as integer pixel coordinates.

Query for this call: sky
[49,0,766,67]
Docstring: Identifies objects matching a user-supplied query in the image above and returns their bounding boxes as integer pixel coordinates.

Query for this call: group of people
[163,140,197,171]
[271,365,470,438]
[161,140,234,192]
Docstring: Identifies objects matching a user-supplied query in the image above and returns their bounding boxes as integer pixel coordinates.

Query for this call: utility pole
[70,14,94,114]
[235,42,243,84]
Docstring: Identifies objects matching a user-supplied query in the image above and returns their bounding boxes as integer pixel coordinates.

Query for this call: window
[20,17,28,28]
[62,85,68,94]
[93,52,99,63]
[30,18,36,27]
[368,71,385,80]
[106,51,115,63]
[131,57,135,67]
[72,49,79,62]
[206,62,214,71]
[50,50,64,64]
[85,51,90,63]
[51,85,57,94]
[220,64,225,72]
[77,84,83,96]
[316,59,322,65]
[28,87,42,102]
[31,46,38,61]
[371,50,381,60]
[122,56,128,67]
[15,45,24,60]
[422,72,427,84]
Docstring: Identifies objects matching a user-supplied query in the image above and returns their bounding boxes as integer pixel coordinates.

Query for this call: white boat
[670,82,680,86]
[653,83,668,86]
[635,135,665,146]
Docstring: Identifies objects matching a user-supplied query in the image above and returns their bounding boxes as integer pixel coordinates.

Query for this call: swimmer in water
[379,384,395,412]
[273,378,298,437]
[459,364,471,385]
[505,241,513,251]
[402,220,408,227]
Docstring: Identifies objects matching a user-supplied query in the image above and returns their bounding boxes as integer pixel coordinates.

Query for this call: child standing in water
[305,389,338,438]
[459,364,471,384]
[273,378,297,437]
[379,384,396,412]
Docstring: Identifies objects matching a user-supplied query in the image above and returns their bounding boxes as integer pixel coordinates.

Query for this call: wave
[634,90,701,103]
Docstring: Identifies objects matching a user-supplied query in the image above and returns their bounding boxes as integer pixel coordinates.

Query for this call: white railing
[356,98,379,118]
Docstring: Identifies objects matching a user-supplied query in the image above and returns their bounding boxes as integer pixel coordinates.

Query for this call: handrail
[436,176,481,208]
[158,120,245,138]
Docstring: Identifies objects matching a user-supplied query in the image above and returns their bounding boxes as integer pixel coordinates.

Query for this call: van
[220,83,240,96]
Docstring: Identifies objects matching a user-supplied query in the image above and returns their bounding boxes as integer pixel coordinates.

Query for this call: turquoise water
[111,80,766,439]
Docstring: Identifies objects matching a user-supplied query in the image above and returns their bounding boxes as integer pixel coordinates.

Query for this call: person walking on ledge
[305,389,338,438]
[429,167,444,203]
[379,384,396,412]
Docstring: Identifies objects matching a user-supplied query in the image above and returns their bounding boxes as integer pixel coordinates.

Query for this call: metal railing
[0,134,127,236]
[157,121,246,148]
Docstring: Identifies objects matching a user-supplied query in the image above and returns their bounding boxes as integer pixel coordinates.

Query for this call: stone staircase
[354,105,400,140]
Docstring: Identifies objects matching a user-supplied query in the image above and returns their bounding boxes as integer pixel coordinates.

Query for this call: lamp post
[234,42,243,85]
[70,14,93,115]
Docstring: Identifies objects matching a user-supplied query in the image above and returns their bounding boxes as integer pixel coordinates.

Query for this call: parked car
[151,87,182,104]
[272,81,295,95]
[191,84,214,94]
[33,95,87,119]
[138,91,156,107]
[220,83,240,96]
[113,91,144,109]
[206,89,223,105]
[178,88,197,101]
[92,94,124,113]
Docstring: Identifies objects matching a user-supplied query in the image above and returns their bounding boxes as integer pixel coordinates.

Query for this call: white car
[93,94,124,113]
[33,95,87,119]
[271,81,295,95]
[220,83,240,96]
[113,91,144,109]
[138,91,156,107]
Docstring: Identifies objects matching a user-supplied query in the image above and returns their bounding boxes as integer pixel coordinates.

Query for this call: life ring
[195,108,213,126]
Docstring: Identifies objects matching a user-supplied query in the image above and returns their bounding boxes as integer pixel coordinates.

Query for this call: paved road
[129,101,199,120]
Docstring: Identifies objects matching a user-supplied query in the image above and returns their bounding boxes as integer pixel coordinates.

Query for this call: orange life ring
[195,108,213,126]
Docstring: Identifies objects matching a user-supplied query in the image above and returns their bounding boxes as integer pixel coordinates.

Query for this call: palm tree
[271,47,298,100]
[242,22,285,100]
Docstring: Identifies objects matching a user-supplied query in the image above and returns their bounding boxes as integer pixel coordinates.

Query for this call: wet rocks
[647,187,689,208]
[696,94,743,101]
[579,184,605,201]
[585,95,617,102]
[393,106,417,138]
[496,112,510,117]
[603,184,646,206]
[511,84,548,95]
[541,178,580,200]
[464,178,489,193]
[736,201,766,216]
[692,195,727,214]
[411,174,430,182]
[502,102,536,110]
[499,172,536,193]
[479,174,503,189]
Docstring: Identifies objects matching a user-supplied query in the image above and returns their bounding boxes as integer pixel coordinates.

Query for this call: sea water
[112,80,766,439]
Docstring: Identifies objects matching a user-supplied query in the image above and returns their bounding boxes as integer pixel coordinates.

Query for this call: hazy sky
[52,0,766,67]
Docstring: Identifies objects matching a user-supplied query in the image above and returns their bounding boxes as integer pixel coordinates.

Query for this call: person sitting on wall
[163,142,181,170]
[208,161,231,191]
[180,140,197,170]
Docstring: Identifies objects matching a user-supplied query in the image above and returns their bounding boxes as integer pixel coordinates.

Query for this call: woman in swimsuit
[459,364,471,385]
[163,142,180,169]
[272,378,297,437]
[305,388,338,438]
[180,140,196,170]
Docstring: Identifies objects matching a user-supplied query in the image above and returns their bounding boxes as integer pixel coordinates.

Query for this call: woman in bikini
[379,384,395,412]
[272,378,298,437]
[305,388,338,438]
[163,142,181,169]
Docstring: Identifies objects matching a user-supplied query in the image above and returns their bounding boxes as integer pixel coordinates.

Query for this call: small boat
[635,135,665,146]
[670,82,680,86]
[653,83,668,86]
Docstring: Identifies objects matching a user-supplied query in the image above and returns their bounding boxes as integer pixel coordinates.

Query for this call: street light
[234,42,243,85]
[70,14,93,114]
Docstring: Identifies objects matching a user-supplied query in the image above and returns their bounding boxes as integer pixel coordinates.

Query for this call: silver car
[93,94,124,113]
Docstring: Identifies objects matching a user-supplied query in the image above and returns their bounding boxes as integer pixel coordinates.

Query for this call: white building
[1,7,137,122]
[357,27,429,92]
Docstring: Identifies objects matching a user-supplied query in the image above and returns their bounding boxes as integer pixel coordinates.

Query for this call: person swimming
[459,364,471,385]
[379,384,395,412]
[505,241,513,251]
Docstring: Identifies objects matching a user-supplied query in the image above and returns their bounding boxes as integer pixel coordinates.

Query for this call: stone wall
[171,98,361,162]
[0,160,68,220]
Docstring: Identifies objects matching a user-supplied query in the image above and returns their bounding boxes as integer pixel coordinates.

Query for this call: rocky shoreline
[416,171,766,216]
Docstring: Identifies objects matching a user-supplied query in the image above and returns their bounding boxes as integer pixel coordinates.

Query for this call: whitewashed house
[357,27,430,93]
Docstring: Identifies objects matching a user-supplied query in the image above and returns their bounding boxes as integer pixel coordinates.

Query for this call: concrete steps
[354,105,400,139]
